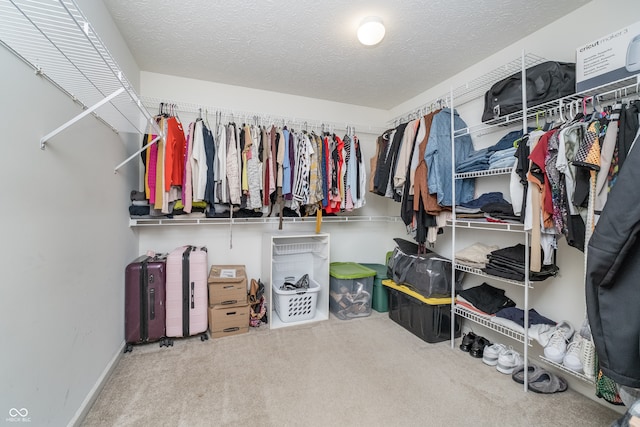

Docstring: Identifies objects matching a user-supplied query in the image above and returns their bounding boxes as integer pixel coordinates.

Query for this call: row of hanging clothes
[508,95,640,273]
[371,94,640,256]
[130,103,367,223]
[370,106,476,247]
[584,96,640,397]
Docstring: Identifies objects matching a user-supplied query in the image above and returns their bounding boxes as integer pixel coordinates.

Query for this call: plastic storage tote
[383,279,460,343]
[329,262,376,320]
[360,263,389,313]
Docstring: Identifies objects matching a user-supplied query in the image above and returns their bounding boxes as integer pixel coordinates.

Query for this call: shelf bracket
[114,133,163,173]
[40,87,125,149]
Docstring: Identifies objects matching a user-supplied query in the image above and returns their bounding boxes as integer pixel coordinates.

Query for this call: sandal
[512,363,544,384]
[527,370,568,394]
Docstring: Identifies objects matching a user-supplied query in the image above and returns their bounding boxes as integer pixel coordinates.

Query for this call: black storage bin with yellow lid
[383,279,461,343]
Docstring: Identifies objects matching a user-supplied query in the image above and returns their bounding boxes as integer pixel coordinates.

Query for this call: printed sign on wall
[576,21,640,92]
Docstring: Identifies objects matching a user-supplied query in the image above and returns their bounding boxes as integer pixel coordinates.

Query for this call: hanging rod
[140,96,388,135]
[387,96,451,127]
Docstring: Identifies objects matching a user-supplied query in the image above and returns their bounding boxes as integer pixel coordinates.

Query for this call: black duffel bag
[482,61,576,122]
[387,239,464,298]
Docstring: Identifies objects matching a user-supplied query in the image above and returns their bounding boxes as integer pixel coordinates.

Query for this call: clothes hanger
[173,104,181,121]
[568,101,575,121]
[558,102,566,124]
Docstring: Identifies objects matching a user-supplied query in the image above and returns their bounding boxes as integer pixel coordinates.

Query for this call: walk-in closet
[2,1,640,425]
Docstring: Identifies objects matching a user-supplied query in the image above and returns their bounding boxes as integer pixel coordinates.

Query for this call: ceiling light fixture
[357,16,385,46]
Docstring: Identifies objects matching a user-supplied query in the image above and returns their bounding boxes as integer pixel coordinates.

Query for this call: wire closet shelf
[0,0,160,148]
[128,216,403,227]
[389,53,640,135]
[388,53,547,126]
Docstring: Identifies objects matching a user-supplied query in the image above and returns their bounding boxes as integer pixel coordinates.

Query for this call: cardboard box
[208,304,249,339]
[208,265,247,306]
[576,21,640,92]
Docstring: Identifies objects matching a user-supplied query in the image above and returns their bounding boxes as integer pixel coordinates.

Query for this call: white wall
[141,71,389,134]
[0,0,140,425]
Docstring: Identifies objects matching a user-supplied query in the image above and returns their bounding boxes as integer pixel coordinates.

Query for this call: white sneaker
[562,334,583,373]
[581,338,596,379]
[482,343,508,366]
[544,321,575,364]
[496,349,522,374]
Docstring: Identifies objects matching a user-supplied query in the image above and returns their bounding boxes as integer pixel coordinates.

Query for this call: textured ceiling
[103,0,590,110]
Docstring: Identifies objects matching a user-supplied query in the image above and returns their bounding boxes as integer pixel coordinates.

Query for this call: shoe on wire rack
[482,343,508,366]
[544,321,574,364]
[496,349,522,375]
[562,334,584,373]
[581,337,596,379]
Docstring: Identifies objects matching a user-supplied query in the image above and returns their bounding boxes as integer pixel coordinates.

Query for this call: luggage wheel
[200,333,209,342]
[124,343,133,353]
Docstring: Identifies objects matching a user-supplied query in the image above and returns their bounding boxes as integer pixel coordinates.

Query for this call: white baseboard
[67,341,125,427]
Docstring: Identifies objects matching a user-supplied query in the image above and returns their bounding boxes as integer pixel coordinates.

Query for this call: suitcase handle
[220,300,238,305]
[191,282,195,309]
[149,288,155,320]
[226,311,237,316]
[223,327,240,333]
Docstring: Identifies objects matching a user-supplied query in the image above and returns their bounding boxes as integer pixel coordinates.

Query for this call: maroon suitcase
[124,254,170,352]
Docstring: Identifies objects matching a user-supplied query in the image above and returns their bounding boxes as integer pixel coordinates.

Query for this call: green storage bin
[361,263,390,313]
[329,262,376,320]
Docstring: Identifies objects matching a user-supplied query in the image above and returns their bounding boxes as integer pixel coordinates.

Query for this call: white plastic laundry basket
[272,278,320,323]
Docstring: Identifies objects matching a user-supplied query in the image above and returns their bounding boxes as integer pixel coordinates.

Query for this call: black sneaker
[470,336,491,358]
[459,332,477,352]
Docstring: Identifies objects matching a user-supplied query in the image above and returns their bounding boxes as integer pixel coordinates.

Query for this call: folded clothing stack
[455,129,526,173]
[456,283,558,347]
[129,190,181,219]
[483,244,559,281]
[455,192,520,222]
[128,190,176,218]
[129,190,149,217]
[457,282,516,315]
[488,146,517,170]
[172,200,207,217]
[457,192,508,214]
[481,202,520,222]
[455,243,499,269]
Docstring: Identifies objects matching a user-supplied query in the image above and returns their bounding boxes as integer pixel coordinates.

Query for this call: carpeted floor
[82,312,620,426]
